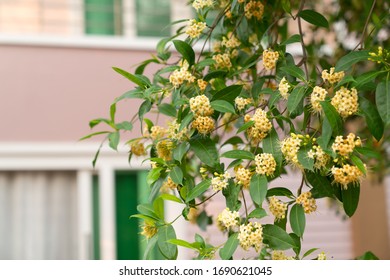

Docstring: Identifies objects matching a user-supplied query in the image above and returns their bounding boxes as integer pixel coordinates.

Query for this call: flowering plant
[85,0,390,260]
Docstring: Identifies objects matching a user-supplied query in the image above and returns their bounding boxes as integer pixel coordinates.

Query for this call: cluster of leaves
[85,0,390,260]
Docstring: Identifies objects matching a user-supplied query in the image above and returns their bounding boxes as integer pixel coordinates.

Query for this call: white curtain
[0,171,78,259]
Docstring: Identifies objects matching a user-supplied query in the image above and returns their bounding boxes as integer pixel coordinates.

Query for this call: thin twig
[297,0,309,80]
[353,0,377,51]
[297,173,305,196]
[194,191,220,206]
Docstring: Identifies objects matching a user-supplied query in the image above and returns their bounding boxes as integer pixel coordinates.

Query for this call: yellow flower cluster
[255,153,276,176]
[221,33,241,49]
[192,0,214,10]
[281,133,302,165]
[369,47,388,64]
[141,223,158,239]
[190,95,214,116]
[310,86,328,113]
[235,97,252,111]
[321,67,345,84]
[331,164,364,189]
[331,87,359,118]
[156,140,173,161]
[217,208,240,231]
[269,196,287,220]
[263,49,279,70]
[211,171,231,191]
[130,141,146,156]
[150,125,166,140]
[317,252,327,260]
[296,192,317,214]
[192,116,215,134]
[307,145,330,170]
[244,0,264,20]
[167,120,187,141]
[238,222,263,252]
[161,177,178,192]
[245,108,272,145]
[197,79,208,91]
[278,77,290,100]
[235,167,252,189]
[185,19,207,38]
[213,53,232,69]
[169,61,195,88]
[272,250,295,260]
[332,133,361,157]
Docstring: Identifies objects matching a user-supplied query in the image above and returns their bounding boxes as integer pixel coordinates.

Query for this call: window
[135,0,171,37]
[84,0,123,35]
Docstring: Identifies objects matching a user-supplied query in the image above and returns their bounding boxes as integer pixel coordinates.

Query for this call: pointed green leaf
[263,127,283,167]
[302,247,319,259]
[354,71,381,90]
[280,65,306,81]
[335,50,370,72]
[360,97,384,141]
[143,235,158,260]
[342,184,360,217]
[266,187,294,198]
[139,100,152,124]
[108,132,120,151]
[113,67,150,88]
[158,103,177,117]
[185,179,211,202]
[203,70,228,81]
[210,100,236,114]
[249,174,268,206]
[248,208,268,219]
[79,131,110,141]
[298,9,329,28]
[167,239,198,250]
[116,121,133,131]
[350,155,366,175]
[306,171,334,199]
[222,136,244,147]
[173,142,190,162]
[263,224,296,250]
[170,166,183,185]
[317,116,332,150]
[297,146,314,171]
[222,180,241,211]
[172,40,195,66]
[290,204,306,237]
[320,101,343,136]
[189,137,219,167]
[287,86,306,116]
[211,85,243,104]
[147,167,163,185]
[221,150,254,160]
[158,225,178,260]
[160,193,184,204]
[137,204,160,220]
[179,112,194,131]
[280,34,301,46]
[237,120,255,133]
[219,233,239,260]
[376,80,390,125]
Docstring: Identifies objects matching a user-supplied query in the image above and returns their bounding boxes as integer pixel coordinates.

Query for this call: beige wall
[0,43,157,142]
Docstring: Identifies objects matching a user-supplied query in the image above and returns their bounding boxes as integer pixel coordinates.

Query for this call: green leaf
[158,225,178,260]
[298,9,329,28]
[185,179,211,202]
[89,118,113,129]
[170,166,183,185]
[172,40,195,66]
[79,131,110,141]
[173,142,189,162]
[158,103,177,117]
[249,174,268,206]
[342,184,360,217]
[237,120,255,133]
[160,193,183,204]
[147,167,163,186]
[116,121,133,131]
[130,214,157,224]
[153,197,164,219]
[112,67,150,88]
[179,112,194,132]
[376,80,390,125]
[317,116,332,150]
[305,171,334,199]
[290,233,301,256]
[356,251,379,260]
[280,65,306,81]
[355,147,381,160]
[354,71,381,90]
[221,150,254,160]
[203,70,228,81]
[139,100,152,124]
[108,132,119,151]
[143,235,158,260]
[287,86,306,117]
[297,146,314,171]
[219,233,239,260]
[222,136,244,147]
[263,224,296,250]
[302,248,319,259]
[263,127,283,167]
[335,50,370,72]
[321,101,343,136]
[350,155,366,175]
[137,204,160,220]
[266,187,294,198]
[360,96,384,140]
[211,85,243,104]
[189,137,219,168]
[248,208,268,219]
[280,34,301,46]
[227,159,243,170]
[281,0,291,14]
[290,204,306,237]
[135,58,159,75]
[222,180,241,211]
[210,100,236,114]
[167,239,198,250]
[115,89,144,102]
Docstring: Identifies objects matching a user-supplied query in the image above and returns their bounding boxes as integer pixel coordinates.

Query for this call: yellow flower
[150,126,166,140]
[238,222,263,252]
[185,19,207,38]
[211,171,231,191]
[331,87,359,118]
[245,108,272,145]
[217,208,240,231]
[169,60,195,88]
[130,141,146,156]
[141,223,158,239]
[332,133,361,157]
[296,192,317,214]
[235,167,252,189]
[322,67,345,84]
[272,250,295,260]
[269,196,287,220]
[255,153,276,176]
[192,0,214,10]
[213,53,232,69]
[244,0,264,20]
[192,116,215,134]
[281,134,302,165]
[189,95,214,116]
[278,77,290,100]
[235,97,252,111]
[331,164,364,189]
[263,49,279,70]
[310,86,328,113]
[156,140,173,161]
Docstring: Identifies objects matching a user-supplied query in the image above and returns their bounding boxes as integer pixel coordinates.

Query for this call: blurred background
[0,0,389,260]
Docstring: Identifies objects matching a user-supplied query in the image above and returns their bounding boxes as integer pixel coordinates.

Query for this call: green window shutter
[136,0,171,37]
[84,0,122,35]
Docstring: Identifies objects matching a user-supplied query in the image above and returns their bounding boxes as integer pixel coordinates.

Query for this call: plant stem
[297,0,309,80]
[353,0,377,51]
